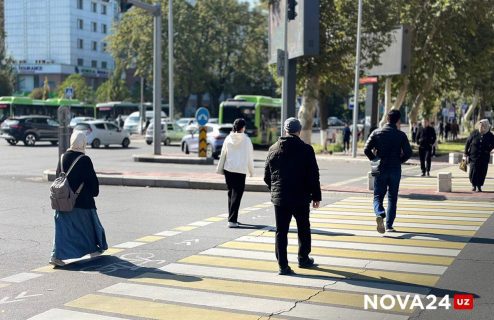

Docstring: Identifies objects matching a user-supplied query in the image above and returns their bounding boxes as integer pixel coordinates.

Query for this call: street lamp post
[168,0,174,122]
[351,0,363,158]
[281,0,289,137]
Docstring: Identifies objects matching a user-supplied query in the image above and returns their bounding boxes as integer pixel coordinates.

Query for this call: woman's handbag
[459,158,468,172]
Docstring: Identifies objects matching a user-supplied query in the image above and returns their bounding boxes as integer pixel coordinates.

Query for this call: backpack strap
[66,154,85,177]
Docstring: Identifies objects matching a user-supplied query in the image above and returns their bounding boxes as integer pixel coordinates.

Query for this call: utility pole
[351,0,363,158]
[168,0,174,121]
[281,0,289,137]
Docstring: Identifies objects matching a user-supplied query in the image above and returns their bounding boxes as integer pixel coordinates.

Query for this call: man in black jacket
[364,110,412,233]
[416,119,437,176]
[264,118,321,275]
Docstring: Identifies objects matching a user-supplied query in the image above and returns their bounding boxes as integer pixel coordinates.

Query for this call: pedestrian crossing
[27,196,493,320]
[399,165,494,192]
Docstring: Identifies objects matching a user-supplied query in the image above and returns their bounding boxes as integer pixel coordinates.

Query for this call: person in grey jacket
[364,110,412,234]
[264,118,321,275]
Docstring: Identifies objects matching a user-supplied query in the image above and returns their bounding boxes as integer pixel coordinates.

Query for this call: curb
[133,154,214,165]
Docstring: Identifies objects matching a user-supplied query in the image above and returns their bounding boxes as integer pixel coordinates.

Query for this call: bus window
[222,105,256,130]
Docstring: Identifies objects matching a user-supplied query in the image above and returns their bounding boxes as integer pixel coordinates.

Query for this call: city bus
[219,95,281,145]
[0,96,95,120]
[95,101,169,120]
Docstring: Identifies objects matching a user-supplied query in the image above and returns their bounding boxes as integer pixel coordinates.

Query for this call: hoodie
[216,132,255,176]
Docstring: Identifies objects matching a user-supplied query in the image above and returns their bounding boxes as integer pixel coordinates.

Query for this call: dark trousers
[373,168,401,229]
[274,205,311,268]
[224,170,246,223]
[419,145,432,173]
[470,158,489,187]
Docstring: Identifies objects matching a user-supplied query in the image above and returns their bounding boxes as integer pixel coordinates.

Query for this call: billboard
[268,0,320,64]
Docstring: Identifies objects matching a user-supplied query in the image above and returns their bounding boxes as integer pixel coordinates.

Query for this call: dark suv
[0,115,59,146]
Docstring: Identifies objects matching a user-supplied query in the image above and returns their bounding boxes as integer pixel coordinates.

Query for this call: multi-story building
[4,0,118,93]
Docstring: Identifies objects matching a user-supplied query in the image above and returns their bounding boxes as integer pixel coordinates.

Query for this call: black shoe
[298,257,315,268]
[421,173,426,177]
[472,186,477,192]
[278,266,294,275]
[477,186,482,192]
[427,171,430,177]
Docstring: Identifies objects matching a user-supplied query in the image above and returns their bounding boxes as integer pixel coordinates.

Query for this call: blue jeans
[373,168,401,229]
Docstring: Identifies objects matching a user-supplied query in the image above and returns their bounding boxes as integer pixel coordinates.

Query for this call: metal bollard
[368,171,374,191]
[437,172,452,192]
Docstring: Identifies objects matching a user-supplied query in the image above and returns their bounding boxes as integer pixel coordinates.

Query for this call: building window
[101,4,107,15]
[77,58,84,66]
[77,0,83,10]
[77,19,84,30]
[77,38,84,49]
[101,42,107,52]
[101,24,107,34]
[91,60,98,68]
[92,41,98,51]
[91,22,97,32]
[101,61,107,69]
[91,2,97,13]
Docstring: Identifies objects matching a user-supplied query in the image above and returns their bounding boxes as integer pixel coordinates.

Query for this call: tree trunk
[298,75,319,144]
[462,90,479,133]
[318,92,328,146]
[379,77,409,127]
[408,76,433,133]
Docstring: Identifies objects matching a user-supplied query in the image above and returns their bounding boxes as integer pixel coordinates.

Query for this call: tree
[95,78,131,103]
[29,88,44,99]
[57,74,94,103]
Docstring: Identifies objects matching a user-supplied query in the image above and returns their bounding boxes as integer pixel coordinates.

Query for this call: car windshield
[127,116,139,123]
[74,123,90,131]
[4,120,19,126]
[219,127,232,135]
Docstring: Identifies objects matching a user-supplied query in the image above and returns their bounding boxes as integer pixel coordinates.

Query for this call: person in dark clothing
[439,121,444,141]
[464,119,494,192]
[51,132,108,267]
[364,110,412,233]
[343,124,351,154]
[264,117,321,275]
[416,119,437,176]
[445,121,451,140]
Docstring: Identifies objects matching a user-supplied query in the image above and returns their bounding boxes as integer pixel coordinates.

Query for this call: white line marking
[154,231,182,237]
[189,221,214,227]
[311,211,486,222]
[113,241,146,249]
[27,308,129,320]
[306,218,479,231]
[1,272,42,283]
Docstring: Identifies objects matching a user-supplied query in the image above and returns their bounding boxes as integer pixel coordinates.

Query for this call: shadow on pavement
[237,223,271,229]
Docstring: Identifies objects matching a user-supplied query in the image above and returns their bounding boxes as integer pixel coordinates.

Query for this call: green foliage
[95,79,131,103]
[0,71,13,96]
[56,74,94,103]
[29,88,44,99]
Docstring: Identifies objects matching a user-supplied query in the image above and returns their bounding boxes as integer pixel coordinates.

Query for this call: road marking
[0,291,43,305]
[135,235,164,243]
[248,230,466,249]
[328,204,492,214]
[175,239,200,246]
[345,196,494,207]
[217,213,229,218]
[67,294,270,320]
[219,241,453,266]
[317,207,491,218]
[27,308,129,320]
[179,255,439,287]
[99,282,408,320]
[102,248,124,255]
[305,218,479,230]
[0,283,9,288]
[188,221,214,227]
[174,226,198,231]
[31,266,57,273]
[201,247,447,275]
[0,272,42,283]
[311,211,487,222]
[205,217,225,222]
[113,241,146,249]
[335,201,494,212]
[154,230,182,237]
[235,235,461,256]
[131,272,414,314]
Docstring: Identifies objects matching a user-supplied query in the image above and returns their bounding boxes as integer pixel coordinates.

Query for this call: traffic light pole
[168,0,174,122]
[153,9,162,155]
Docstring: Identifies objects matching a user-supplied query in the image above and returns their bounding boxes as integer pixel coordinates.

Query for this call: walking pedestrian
[416,119,437,176]
[264,117,321,275]
[343,123,351,154]
[445,121,451,141]
[439,121,444,141]
[51,132,108,267]
[464,119,494,192]
[364,110,412,233]
[451,120,459,140]
[431,121,438,157]
[411,123,418,143]
[217,118,254,228]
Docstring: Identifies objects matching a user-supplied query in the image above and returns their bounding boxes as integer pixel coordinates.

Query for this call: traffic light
[120,0,133,13]
[287,0,297,20]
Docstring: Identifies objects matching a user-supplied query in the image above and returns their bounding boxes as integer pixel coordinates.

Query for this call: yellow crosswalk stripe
[131,272,413,314]
[31,265,57,273]
[334,201,493,212]
[0,283,9,288]
[248,230,466,249]
[306,222,475,236]
[67,294,269,320]
[174,226,197,231]
[310,214,483,226]
[219,241,453,266]
[179,255,440,287]
[316,207,491,218]
[135,235,164,243]
[205,217,225,222]
[102,248,124,256]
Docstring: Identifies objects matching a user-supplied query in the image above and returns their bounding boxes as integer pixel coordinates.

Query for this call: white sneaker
[49,257,66,267]
[228,222,239,228]
[386,227,397,232]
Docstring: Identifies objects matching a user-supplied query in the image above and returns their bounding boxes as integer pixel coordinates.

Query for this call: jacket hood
[227,132,247,146]
[278,135,302,151]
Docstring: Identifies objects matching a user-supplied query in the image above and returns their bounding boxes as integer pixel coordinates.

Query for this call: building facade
[5,0,118,93]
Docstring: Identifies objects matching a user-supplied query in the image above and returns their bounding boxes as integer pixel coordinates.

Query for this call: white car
[74,120,131,148]
[70,116,95,128]
[124,111,166,134]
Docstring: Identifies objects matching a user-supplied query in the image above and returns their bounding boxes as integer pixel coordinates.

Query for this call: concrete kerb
[133,154,214,165]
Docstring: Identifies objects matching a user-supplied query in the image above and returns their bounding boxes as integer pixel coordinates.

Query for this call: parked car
[70,116,95,128]
[181,123,233,159]
[124,111,166,134]
[74,120,130,148]
[176,117,196,128]
[0,115,59,146]
[327,116,346,127]
[146,121,186,145]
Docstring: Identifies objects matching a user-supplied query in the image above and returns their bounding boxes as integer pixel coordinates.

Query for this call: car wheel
[91,139,101,148]
[50,141,58,146]
[23,133,37,146]
[184,143,190,154]
[104,145,109,148]
[146,140,152,145]
[163,138,171,146]
[122,138,130,148]
[206,144,213,158]
[7,139,17,145]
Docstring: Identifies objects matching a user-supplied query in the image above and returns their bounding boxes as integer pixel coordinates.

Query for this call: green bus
[219,95,282,145]
[0,97,95,120]
[95,101,169,120]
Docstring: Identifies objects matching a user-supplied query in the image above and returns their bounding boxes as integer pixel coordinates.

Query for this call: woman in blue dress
[50,132,108,266]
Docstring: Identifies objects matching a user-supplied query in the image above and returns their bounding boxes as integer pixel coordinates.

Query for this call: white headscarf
[68,131,87,153]
[477,119,492,135]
